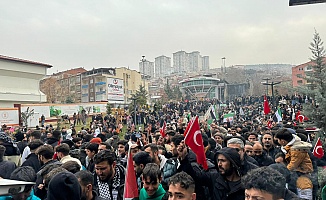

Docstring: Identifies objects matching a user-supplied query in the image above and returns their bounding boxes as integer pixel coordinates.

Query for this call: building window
[296,74,302,78]
[297,80,303,85]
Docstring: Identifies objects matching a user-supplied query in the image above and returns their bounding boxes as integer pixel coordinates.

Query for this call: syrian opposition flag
[160,121,166,137]
[124,149,139,199]
[313,137,324,159]
[184,116,208,170]
[273,107,282,122]
[264,95,271,115]
[210,105,217,120]
[223,113,234,123]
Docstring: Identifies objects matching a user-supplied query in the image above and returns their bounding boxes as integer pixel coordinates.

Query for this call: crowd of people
[0,95,325,200]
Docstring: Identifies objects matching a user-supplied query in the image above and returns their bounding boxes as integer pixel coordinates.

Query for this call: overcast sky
[1,1,326,74]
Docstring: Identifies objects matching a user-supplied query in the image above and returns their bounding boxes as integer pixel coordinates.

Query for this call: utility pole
[262,78,271,95]
[262,81,281,106]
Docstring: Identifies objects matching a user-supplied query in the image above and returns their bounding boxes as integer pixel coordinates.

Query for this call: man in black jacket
[21,139,44,173]
[262,132,281,160]
[180,147,245,200]
[227,137,258,175]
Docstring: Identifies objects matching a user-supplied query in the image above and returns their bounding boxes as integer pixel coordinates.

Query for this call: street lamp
[140,56,147,87]
[221,57,226,73]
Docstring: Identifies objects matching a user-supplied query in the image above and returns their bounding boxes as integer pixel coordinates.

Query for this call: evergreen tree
[164,82,174,100]
[129,85,148,111]
[173,86,183,100]
[303,30,326,131]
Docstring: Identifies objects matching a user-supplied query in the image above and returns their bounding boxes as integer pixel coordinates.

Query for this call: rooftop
[0,55,53,68]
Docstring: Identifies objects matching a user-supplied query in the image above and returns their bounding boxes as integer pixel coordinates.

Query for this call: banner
[0,108,19,126]
[107,78,124,101]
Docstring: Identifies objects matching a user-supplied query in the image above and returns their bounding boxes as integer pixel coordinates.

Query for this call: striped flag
[273,107,282,122]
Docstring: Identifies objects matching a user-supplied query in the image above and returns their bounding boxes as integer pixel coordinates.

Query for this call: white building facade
[139,60,154,78]
[173,51,209,73]
[202,56,210,71]
[0,55,52,107]
[155,55,171,78]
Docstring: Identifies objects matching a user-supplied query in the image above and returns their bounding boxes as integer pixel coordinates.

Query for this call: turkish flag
[313,137,324,159]
[184,116,208,170]
[264,95,271,115]
[160,121,166,137]
[124,150,139,199]
[295,111,309,122]
[267,120,272,129]
[184,117,194,137]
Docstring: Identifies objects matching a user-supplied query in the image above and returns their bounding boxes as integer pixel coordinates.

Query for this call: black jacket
[21,153,41,173]
[264,146,281,160]
[252,152,274,167]
[183,148,245,200]
[241,155,258,175]
[46,137,59,148]
[0,160,16,179]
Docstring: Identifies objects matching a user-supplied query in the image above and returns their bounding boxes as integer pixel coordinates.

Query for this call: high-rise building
[202,56,210,71]
[139,60,154,78]
[173,50,209,73]
[155,55,171,77]
[173,51,187,73]
[187,51,202,72]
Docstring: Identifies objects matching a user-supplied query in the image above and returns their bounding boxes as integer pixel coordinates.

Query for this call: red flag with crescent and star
[184,116,208,170]
[123,149,139,199]
[267,120,272,129]
[295,110,309,123]
[264,95,271,115]
[160,121,166,137]
[313,137,324,159]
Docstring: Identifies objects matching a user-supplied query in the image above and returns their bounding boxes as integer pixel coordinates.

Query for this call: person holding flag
[264,95,271,115]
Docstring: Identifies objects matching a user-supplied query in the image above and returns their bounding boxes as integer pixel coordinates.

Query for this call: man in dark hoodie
[178,146,245,200]
[212,147,245,200]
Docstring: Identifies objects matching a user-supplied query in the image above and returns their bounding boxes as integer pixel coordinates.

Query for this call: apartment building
[155,55,171,78]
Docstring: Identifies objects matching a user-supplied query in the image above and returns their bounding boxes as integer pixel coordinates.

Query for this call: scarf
[97,165,122,200]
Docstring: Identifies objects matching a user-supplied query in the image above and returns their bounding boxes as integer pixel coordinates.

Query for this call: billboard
[107,78,124,101]
[0,108,19,126]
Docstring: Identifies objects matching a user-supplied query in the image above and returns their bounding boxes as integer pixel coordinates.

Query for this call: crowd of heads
[0,96,325,200]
